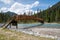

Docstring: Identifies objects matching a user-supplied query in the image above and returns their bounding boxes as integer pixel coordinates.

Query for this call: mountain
[36,1,60,22]
[4,11,17,16]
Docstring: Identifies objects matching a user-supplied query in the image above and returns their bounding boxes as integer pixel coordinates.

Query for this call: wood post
[10,23,11,28]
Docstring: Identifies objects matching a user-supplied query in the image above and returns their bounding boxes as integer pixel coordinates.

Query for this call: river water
[17,23,60,29]
[0,23,60,28]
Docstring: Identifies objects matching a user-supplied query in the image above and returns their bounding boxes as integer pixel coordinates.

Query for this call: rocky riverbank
[9,27,60,40]
[0,28,55,40]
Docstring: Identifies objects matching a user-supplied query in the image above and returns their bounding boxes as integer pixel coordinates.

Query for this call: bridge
[1,15,44,29]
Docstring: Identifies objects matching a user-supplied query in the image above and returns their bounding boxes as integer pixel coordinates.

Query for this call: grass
[0,28,55,40]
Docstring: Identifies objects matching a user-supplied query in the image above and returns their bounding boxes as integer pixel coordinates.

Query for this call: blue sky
[0,0,60,15]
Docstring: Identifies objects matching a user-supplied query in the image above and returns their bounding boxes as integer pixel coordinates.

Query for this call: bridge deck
[16,15,44,21]
[1,15,44,29]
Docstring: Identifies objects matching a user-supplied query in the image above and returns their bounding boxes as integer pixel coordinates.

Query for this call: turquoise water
[18,23,60,28]
[18,23,41,27]
[18,23,42,28]
[0,23,60,28]
[41,23,60,28]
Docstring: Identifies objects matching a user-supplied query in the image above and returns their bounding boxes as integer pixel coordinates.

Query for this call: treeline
[0,11,16,23]
[35,1,60,23]
[0,12,10,23]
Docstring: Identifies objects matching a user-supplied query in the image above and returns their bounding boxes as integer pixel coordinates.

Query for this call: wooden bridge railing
[2,15,44,29]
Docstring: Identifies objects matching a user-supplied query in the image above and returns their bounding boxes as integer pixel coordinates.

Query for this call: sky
[0,0,60,15]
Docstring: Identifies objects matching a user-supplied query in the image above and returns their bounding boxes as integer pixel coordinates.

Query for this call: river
[0,23,60,28]
[0,23,60,39]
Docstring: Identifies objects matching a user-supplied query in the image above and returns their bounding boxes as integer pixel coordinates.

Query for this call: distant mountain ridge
[3,11,17,16]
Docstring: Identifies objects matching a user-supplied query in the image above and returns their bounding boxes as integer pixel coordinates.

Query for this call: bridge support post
[16,24,18,29]
[9,23,11,28]
[15,21,18,29]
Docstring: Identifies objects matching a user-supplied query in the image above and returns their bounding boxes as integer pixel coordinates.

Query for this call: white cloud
[9,2,25,14]
[35,11,37,13]
[0,7,8,12]
[9,1,39,15]
[0,1,39,15]
[0,0,14,4]
[32,1,39,7]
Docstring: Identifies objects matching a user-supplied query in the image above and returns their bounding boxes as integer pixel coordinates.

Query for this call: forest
[0,11,16,23]
[35,1,60,23]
